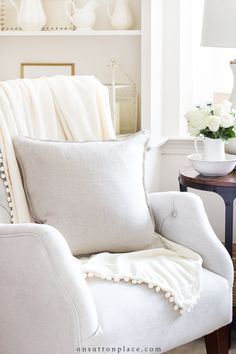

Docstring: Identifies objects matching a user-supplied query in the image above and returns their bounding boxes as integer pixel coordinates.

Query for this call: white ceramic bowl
[187,153,236,176]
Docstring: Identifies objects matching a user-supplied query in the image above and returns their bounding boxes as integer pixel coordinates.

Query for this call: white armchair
[0,191,233,354]
[0,76,233,354]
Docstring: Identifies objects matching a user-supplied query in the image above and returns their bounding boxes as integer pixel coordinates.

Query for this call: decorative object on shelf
[0,0,73,31]
[185,101,236,161]
[187,153,236,177]
[65,0,98,30]
[8,0,46,31]
[106,58,137,134]
[1,0,20,30]
[21,63,75,78]
[42,0,73,31]
[107,0,133,30]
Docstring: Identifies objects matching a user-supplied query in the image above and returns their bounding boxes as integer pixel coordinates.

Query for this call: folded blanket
[80,236,202,314]
[0,76,115,223]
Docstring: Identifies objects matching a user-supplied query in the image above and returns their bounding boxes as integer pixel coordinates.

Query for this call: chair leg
[204,325,229,354]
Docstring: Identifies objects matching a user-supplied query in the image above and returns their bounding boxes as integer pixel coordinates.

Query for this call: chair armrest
[148,191,234,285]
[0,223,98,353]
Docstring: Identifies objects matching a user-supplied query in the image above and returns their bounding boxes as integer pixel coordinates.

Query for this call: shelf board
[0,30,142,37]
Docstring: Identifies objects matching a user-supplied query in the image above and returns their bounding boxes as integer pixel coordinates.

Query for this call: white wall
[141,0,163,142]
[146,143,165,193]
[162,0,181,136]
[0,36,141,86]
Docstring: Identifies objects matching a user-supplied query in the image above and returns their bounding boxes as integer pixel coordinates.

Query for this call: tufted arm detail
[0,223,98,353]
[148,191,234,285]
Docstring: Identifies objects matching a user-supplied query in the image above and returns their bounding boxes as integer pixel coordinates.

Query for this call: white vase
[195,137,225,161]
[107,0,133,30]
[8,0,46,31]
[65,1,98,30]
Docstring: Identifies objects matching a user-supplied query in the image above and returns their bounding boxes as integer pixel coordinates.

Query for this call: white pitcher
[195,137,225,161]
[8,0,46,31]
[65,0,98,30]
[107,0,133,30]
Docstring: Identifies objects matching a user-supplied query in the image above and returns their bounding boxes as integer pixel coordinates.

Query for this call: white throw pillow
[13,131,159,255]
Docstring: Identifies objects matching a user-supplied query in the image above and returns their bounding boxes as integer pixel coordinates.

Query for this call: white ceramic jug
[65,0,98,30]
[8,0,46,31]
[195,137,225,161]
[107,0,133,30]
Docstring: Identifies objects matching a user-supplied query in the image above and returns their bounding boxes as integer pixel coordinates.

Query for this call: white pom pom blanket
[80,235,202,314]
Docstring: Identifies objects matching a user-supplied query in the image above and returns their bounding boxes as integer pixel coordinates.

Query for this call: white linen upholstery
[0,192,233,354]
[148,191,234,284]
[83,268,232,353]
[0,223,98,354]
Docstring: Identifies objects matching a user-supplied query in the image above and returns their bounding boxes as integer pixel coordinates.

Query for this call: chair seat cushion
[13,132,158,256]
[83,268,232,353]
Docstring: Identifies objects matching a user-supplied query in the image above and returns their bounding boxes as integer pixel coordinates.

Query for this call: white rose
[185,110,208,130]
[188,125,200,137]
[220,113,235,128]
[207,115,221,132]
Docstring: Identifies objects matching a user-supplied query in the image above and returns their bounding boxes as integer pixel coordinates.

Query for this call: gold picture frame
[21,63,75,79]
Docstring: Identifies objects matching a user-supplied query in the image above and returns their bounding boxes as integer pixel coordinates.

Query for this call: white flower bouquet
[185,101,236,141]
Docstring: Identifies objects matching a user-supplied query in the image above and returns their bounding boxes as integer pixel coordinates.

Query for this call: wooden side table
[179,167,236,256]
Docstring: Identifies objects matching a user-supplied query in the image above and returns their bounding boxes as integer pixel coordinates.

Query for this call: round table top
[179,167,236,188]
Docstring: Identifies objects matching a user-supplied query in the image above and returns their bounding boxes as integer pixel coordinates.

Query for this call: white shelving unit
[0,0,160,138]
[0,30,142,37]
